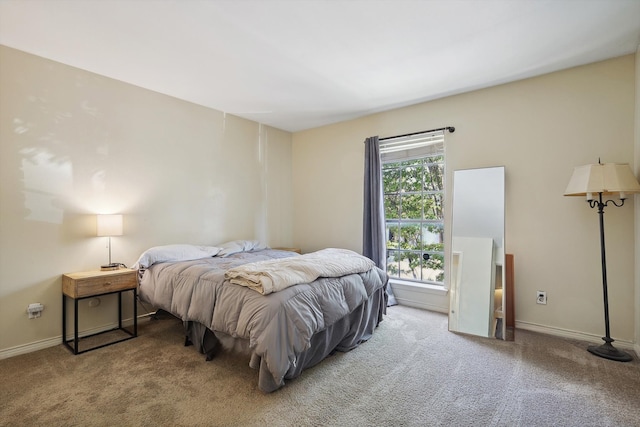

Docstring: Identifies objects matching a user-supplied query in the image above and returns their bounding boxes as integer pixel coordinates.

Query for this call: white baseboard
[0,323,121,360]
[0,313,154,360]
[516,320,635,351]
[395,297,639,352]
[3,312,636,359]
[395,297,449,314]
[0,335,62,360]
[391,281,449,314]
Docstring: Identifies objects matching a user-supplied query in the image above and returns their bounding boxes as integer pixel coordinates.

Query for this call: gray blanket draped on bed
[138,249,388,392]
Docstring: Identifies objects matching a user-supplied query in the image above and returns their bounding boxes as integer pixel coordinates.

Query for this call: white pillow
[217,240,267,257]
[132,244,221,269]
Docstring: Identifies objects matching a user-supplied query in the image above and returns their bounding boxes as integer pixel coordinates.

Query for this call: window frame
[380,131,446,287]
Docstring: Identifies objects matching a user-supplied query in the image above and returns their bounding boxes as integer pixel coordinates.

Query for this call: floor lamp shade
[564,163,640,197]
[564,162,640,362]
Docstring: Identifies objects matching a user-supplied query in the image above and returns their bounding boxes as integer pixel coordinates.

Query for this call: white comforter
[225,248,376,295]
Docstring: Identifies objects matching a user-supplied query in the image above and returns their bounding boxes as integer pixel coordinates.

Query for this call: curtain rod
[378,126,455,141]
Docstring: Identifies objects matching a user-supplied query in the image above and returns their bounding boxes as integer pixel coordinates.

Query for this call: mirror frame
[448,166,506,339]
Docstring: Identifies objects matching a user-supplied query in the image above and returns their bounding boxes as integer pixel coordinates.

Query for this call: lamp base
[100,263,121,271]
[587,340,632,362]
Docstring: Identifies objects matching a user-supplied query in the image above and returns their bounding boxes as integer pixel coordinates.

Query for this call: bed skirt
[183,285,387,392]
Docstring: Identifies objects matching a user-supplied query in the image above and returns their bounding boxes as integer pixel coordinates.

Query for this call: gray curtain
[363,136,397,306]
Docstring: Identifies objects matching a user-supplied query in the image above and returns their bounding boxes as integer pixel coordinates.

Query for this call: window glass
[382,139,445,286]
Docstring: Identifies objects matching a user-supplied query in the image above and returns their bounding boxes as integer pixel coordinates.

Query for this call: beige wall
[0,46,293,354]
[1,45,637,356]
[635,45,640,355]
[293,55,638,345]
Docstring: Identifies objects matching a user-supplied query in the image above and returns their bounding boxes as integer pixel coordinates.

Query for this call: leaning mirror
[449,166,506,339]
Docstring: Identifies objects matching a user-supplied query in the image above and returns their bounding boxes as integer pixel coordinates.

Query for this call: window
[381,130,445,286]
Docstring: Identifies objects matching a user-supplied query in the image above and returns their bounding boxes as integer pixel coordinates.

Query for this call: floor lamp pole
[587,193,632,362]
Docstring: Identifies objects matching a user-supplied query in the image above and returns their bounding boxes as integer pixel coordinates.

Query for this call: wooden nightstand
[62,268,137,354]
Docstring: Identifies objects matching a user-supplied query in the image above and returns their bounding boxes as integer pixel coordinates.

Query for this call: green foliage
[383,155,445,284]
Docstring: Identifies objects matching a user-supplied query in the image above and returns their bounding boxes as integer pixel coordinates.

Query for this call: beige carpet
[1,305,639,426]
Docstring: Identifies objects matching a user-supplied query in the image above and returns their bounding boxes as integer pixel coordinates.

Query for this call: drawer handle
[105,282,111,286]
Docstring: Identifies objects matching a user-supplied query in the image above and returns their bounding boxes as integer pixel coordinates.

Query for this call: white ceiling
[1,0,639,132]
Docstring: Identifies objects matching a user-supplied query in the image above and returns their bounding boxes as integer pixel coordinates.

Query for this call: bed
[135,241,388,392]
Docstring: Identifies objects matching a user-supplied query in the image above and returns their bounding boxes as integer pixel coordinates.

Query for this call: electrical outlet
[536,291,547,305]
[27,303,44,319]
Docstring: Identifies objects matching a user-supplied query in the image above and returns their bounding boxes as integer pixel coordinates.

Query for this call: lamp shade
[564,163,640,197]
[96,214,123,237]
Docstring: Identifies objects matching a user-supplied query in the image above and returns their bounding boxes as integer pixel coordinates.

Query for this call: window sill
[389,279,448,296]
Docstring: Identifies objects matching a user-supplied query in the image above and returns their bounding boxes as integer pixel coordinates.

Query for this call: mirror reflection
[449,166,508,339]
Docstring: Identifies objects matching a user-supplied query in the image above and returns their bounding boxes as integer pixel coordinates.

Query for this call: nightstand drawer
[62,269,137,298]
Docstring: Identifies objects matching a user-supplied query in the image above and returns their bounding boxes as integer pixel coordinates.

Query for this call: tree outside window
[383,154,444,284]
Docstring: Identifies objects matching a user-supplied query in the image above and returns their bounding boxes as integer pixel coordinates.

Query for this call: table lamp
[97,214,123,271]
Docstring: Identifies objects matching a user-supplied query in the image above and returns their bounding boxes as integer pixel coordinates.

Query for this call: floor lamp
[564,161,640,362]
